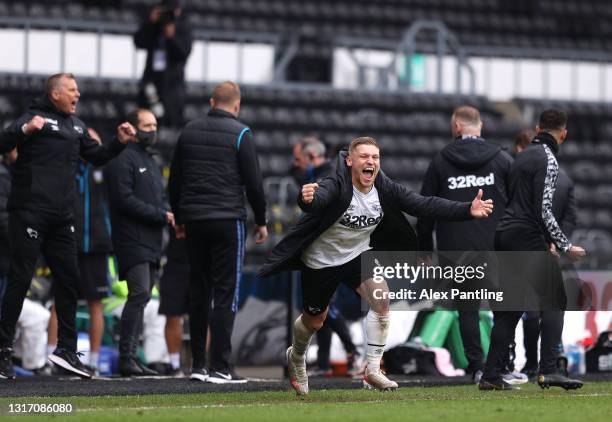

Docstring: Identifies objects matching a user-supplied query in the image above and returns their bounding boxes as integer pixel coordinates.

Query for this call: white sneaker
[502,370,529,385]
[363,367,398,391]
[286,347,309,395]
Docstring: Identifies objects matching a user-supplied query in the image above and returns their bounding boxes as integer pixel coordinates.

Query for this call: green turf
[1,382,611,421]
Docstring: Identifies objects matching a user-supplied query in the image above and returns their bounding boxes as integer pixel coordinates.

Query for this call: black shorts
[301,255,366,316]
[159,259,190,316]
[77,253,110,300]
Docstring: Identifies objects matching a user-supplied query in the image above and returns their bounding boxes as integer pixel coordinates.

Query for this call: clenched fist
[117,122,137,144]
[301,183,319,204]
[22,115,46,135]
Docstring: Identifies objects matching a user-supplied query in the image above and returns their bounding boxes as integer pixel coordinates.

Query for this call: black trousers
[119,262,156,357]
[484,228,566,379]
[458,311,484,373]
[0,210,80,351]
[185,219,244,372]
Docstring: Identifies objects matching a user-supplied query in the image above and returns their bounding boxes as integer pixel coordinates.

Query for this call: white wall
[333,47,612,102]
[0,28,275,84]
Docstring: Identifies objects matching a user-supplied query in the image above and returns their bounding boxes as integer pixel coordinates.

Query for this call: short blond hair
[451,105,481,126]
[212,81,241,106]
[349,137,379,154]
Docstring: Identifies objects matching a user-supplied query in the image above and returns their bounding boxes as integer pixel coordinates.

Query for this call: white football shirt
[301,186,383,269]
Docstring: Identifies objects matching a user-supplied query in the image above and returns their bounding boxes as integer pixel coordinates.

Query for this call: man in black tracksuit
[417,106,513,382]
[105,108,173,376]
[168,81,268,384]
[480,109,586,391]
[260,137,494,395]
[514,129,577,376]
[0,73,135,380]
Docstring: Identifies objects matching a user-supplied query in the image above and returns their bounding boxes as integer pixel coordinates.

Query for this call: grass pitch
[0,382,610,421]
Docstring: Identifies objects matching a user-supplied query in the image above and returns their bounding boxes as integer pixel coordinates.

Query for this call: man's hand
[254,225,268,244]
[470,189,493,219]
[549,243,560,259]
[175,224,186,239]
[163,23,176,38]
[116,122,137,144]
[166,211,175,227]
[567,245,586,262]
[301,183,319,204]
[22,115,45,135]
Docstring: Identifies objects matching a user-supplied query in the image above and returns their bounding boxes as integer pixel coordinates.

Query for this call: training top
[417,135,513,251]
[497,132,571,252]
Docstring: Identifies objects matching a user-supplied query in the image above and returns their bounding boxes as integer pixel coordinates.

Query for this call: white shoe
[363,367,398,391]
[502,370,529,385]
[286,347,308,395]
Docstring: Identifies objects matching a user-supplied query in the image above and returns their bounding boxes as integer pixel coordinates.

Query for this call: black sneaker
[0,348,16,380]
[190,367,209,382]
[207,370,248,384]
[537,373,583,390]
[48,348,93,379]
[478,377,519,391]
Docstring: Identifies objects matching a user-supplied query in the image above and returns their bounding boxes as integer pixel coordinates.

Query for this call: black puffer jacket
[259,151,473,277]
[0,97,125,217]
[168,108,267,225]
[105,143,169,277]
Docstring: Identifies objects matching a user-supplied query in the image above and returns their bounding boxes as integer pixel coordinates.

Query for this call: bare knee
[301,310,328,332]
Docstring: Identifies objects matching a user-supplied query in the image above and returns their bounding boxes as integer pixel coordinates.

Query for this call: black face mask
[137,130,157,148]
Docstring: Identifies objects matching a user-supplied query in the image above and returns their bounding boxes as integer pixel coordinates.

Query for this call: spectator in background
[290,137,334,186]
[105,109,174,377]
[168,81,268,384]
[73,128,113,373]
[134,0,193,128]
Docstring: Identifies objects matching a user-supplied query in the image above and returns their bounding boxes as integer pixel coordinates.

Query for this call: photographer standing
[134,0,193,128]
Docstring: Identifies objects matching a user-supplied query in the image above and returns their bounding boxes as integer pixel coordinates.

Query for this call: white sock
[170,353,181,370]
[47,345,56,356]
[89,352,99,368]
[291,315,315,360]
[365,310,389,372]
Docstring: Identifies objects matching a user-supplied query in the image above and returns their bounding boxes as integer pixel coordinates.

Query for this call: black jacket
[552,168,576,237]
[417,136,513,251]
[0,161,11,276]
[168,108,267,225]
[259,152,473,277]
[497,132,572,252]
[0,97,125,217]
[105,143,169,277]
[134,15,192,88]
[290,160,335,185]
[74,162,113,255]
